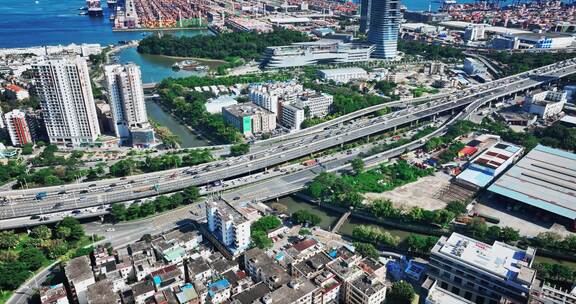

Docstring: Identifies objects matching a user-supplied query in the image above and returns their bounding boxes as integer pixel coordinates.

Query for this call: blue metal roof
[487,144,576,220]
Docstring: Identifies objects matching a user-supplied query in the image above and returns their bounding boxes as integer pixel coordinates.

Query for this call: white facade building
[464,24,486,41]
[463,58,487,76]
[4,109,32,147]
[64,256,96,304]
[206,200,251,255]
[281,103,305,131]
[429,233,537,304]
[526,90,567,119]
[261,40,375,69]
[205,95,238,114]
[318,67,369,83]
[296,91,334,118]
[33,56,101,146]
[249,81,303,115]
[222,104,277,137]
[346,274,387,304]
[104,64,151,145]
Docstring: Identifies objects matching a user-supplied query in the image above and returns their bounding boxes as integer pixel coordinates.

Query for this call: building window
[452,287,461,295]
[440,282,448,290]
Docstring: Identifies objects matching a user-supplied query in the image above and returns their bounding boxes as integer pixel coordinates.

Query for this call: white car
[105,228,116,232]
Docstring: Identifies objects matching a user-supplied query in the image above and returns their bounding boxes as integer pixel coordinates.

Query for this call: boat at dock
[172,60,199,70]
[87,0,103,17]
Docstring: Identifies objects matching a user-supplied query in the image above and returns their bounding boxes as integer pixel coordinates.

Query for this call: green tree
[19,247,47,271]
[56,226,71,239]
[57,217,84,242]
[445,201,468,215]
[21,143,34,155]
[371,199,399,218]
[182,186,200,203]
[533,232,563,249]
[251,216,281,233]
[387,281,415,304]
[230,143,250,156]
[110,203,127,222]
[30,225,52,240]
[139,202,156,217]
[304,106,311,119]
[0,231,19,249]
[44,239,68,259]
[353,242,379,259]
[467,217,488,240]
[0,262,30,290]
[292,210,321,226]
[350,158,365,176]
[127,204,140,220]
[251,230,272,249]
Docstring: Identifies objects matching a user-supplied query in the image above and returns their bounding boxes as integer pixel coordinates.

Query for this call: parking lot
[474,193,575,237]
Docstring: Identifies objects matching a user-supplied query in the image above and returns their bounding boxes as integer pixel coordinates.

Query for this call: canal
[269,196,428,241]
[269,196,576,268]
[145,100,211,148]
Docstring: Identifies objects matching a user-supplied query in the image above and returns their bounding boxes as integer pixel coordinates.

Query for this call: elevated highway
[1,59,575,223]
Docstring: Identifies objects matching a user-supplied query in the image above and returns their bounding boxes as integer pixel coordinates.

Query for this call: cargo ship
[87,0,103,17]
[107,0,117,7]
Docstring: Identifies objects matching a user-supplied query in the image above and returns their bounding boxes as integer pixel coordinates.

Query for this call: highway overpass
[1,59,575,223]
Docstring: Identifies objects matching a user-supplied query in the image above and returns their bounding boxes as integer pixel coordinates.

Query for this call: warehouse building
[488,145,576,230]
[317,67,369,84]
[455,141,524,189]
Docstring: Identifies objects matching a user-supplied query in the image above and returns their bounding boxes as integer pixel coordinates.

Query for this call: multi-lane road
[1,59,575,224]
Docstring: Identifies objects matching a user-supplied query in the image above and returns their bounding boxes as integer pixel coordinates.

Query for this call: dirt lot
[363,172,452,211]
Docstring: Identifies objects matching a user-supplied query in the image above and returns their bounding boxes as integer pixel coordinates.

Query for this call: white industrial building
[280,103,305,131]
[526,90,567,119]
[463,58,487,76]
[513,32,574,49]
[205,95,238,114]
[428,233,537,304]
[464,24,486,41]
[294,91,334,118]
[33,56,101,147]
[317,67,369,84]
[261,40,374,69]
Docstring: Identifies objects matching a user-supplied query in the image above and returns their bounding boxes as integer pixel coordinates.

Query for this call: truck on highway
[302,159,318,167]
[35,192,48,200]
[133,186,154,193]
